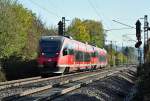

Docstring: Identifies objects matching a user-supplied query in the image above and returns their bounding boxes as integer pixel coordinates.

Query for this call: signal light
[135,41,142,48]
[136,20,141,41]
[58,21,63,36]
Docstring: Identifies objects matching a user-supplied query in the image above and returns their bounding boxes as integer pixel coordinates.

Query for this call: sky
[17,0,150,47]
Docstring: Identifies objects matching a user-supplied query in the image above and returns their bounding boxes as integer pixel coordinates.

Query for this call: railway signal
[136,20,141,41]
[135,41,142,48]
[58,17,68,36]
[58,21,63,36]
[135,20,142,48]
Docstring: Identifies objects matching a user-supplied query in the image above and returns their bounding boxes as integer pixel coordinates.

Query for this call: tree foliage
[0,0,56,80]
[0,0,51,60]
[105,45,128,66]
[67,18,105,47]
[83,20,105,47]
[122,46,137,63]
[67,18,90,43]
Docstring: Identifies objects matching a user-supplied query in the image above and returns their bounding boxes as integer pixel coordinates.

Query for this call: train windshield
[40,40,61,57]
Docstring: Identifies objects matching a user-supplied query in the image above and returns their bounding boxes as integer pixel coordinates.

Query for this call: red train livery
[37,36,107,75]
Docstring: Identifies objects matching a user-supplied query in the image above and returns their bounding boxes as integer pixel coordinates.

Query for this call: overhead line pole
[62,17,65,34]
[143,15,149,63]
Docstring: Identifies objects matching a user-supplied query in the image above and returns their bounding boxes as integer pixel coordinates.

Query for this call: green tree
[0,0,27,58]
[0,0,56,80]
[67,18,90,43]
[0,0,53,60]
[67,18,105,47]
[123,47,136,63]
[83,20,105,48]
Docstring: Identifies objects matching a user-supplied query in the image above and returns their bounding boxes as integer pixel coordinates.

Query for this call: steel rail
[0,67,109,91]
[3,67,128,101]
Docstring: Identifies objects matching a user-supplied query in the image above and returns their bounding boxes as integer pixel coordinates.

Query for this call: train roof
[40,36,107,53]
[40,36,65,41]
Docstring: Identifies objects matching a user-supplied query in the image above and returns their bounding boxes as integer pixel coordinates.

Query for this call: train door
[72,42,76,70]
[74,42,80,70]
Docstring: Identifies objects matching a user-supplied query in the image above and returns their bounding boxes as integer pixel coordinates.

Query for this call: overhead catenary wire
[87,0,102,21]
[46,0,69,18]
[87,1,136,48]
[87,0,117,31]
[112,20,135,29]
[88,0,113,29]
[104,27,134,32]
[29,0,60,19]
[87,0,135,31]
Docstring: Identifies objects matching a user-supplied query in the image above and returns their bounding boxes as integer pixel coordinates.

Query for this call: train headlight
[56,52,59,55]
[48,59,52,62]
[41,52,45,55]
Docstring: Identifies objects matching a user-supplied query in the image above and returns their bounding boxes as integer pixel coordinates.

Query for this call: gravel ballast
[53,68,136,101]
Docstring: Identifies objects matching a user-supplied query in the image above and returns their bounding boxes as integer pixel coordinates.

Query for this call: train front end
[37,36,63,74]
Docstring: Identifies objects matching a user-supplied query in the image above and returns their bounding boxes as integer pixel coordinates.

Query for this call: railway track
[0,68,107,90]
[0,68,108,100]
[0,66,130,101]
[0,76,41,90]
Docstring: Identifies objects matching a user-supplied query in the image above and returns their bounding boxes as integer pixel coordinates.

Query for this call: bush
[0,71,6,82]
[0,0,51,81]
[2,56,40,80]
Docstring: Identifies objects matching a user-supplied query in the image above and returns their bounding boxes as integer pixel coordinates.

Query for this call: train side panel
[37,36,108,75]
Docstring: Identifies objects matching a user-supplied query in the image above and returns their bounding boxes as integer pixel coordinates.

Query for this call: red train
[37,36,107,75]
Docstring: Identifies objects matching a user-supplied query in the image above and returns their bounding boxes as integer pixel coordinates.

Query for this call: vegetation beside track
[0,71,6,82]
[133,40,150,101]
[0,0,136,81]
[0,0,51,80]
[132,63,150,101]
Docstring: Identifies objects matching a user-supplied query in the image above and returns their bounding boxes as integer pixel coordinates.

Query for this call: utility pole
[62,17,66,34]
[105,40,117,66]
[110,41,113,66]
[144,15,149,63]
[135,15,150,65]
[114,41,117,66]
[58,17,66,36]
[136,47,142,66]
[122,42,124,65]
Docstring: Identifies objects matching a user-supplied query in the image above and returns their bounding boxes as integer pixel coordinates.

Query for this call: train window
[75,51,80,61]
[67,43,75,55]
[84,52,91,62]
[91,52,95,57]
[74,51,91,62]
[68,49,74,55]
[40,40,61,52]
[63,48,68,56]
[99,55,106,62]
[80,51,84,61]
[39,40,62,57]
[75,51,82,61]
[63,44,74,55]
[91,51,98,57]
[96,51,99,57]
